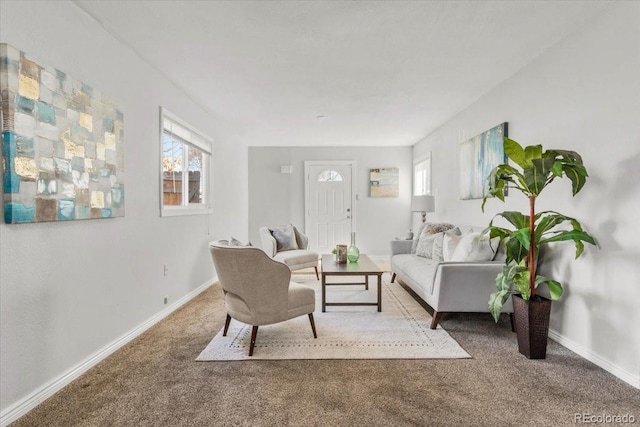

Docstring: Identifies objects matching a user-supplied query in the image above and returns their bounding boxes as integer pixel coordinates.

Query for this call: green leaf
[524,157,555,195]
[524,145,543,162]
[513,269,531,300]
[504,138,529,169]
[505,238,529,264]
[552,149,583,163]
[489,290,510,322]
[535,276,564,300]
[562,162,588,195]
[540,230,596,245]
[496,211,529,229]
[512,227,531,248]
[550,160,563,177]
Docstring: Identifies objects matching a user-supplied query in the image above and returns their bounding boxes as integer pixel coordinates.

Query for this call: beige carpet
[197,273,470,360]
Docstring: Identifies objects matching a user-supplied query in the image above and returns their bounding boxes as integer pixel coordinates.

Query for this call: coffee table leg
[377,274,382,312]
[365,275,369,290]
[322,274,326,312]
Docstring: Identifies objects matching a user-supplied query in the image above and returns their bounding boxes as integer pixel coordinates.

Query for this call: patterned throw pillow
[416,232,444,259]
[424,222,456,235]
[413,223,455,255]
[269,225,299,252]
[411,222,427,254]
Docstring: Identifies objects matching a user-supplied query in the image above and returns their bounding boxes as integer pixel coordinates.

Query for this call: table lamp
[411,195,435,223]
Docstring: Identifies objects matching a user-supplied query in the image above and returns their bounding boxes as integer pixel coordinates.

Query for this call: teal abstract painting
[459,123,508,200]
[1,43,125,223]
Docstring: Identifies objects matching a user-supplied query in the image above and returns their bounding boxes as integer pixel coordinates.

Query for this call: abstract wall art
[459,122,508,200]
[370,167,399,198]
[1,43,124,223]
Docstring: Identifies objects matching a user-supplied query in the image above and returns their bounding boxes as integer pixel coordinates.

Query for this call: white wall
[0,1,247,418]
[248,146,413,255]
[413,3,640,387]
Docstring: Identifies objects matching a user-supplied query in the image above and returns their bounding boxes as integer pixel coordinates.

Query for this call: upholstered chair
[209,241,317,356]
[259,225,320,280]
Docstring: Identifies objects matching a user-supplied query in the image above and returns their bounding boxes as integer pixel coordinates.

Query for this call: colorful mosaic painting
[369,167,399,197]
[1,44,124,223]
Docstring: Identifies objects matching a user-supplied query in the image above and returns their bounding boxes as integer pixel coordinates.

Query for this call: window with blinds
[160,107,212,216]
[413,153,431,196]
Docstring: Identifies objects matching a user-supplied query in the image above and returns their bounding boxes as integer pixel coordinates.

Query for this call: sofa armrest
[259,227,277,257]
[390,239,413,256]
[431,261,513,313]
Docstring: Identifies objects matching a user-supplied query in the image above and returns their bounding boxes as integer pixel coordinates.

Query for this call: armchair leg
[223,314,231,336]
[430,311,442,329]
[391,272,396,283]
[314,266,319,280]
[308,313,318,338]
[249,325,259,356]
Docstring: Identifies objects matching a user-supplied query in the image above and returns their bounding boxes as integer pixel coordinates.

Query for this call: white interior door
[305,161,355,254]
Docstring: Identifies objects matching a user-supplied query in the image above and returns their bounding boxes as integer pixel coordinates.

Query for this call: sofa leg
[509,313,516,332]
[430,311,442,329]
[249,325,259,356]
[314,266,319,280]
[391,272,396,283]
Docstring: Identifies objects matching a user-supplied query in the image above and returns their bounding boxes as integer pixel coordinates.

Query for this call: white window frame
[160,107,213,217]
[413,152,432,196]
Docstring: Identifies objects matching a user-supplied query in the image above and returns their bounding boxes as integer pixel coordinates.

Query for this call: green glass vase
[347,232,360,263]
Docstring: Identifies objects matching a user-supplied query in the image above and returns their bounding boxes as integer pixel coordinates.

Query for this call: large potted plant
[481,137,596,359]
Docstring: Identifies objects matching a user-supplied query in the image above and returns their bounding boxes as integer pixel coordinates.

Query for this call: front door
[305,161,355,254]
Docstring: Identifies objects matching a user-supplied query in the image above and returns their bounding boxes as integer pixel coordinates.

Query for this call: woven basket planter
[512,294,552,359]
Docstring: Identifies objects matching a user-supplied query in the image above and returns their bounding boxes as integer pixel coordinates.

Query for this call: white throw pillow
[442,227,463,261]
[450,232,499,262]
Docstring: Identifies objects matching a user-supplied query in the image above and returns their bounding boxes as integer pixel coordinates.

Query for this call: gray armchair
[259,225,320,280]
[209,240,317,356]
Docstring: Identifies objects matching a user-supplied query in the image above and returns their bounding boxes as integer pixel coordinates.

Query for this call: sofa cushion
[391,254,439,294]
[269,224,299,252]
[274,249,317,268]
[450,232,499,262]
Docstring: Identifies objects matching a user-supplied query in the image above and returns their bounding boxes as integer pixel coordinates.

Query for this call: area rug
[196,273,470,360]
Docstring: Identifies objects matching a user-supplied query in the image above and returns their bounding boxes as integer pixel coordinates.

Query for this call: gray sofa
[390,225,513,329]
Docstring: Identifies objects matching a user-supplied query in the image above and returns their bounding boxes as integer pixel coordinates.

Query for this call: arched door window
[317,170,343,182]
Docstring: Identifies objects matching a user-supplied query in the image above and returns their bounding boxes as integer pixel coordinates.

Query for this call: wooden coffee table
[321,254,383,312]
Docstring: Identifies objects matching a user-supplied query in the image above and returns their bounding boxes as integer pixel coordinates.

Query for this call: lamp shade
[411,195,435,213]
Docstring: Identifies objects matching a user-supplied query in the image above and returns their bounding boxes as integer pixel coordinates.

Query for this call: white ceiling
[74,1,613,147]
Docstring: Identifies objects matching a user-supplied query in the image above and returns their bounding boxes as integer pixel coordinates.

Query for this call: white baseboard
[0,277,216,427]
[548,329,640,389]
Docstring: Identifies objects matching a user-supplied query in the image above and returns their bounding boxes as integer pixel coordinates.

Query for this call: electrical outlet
[164,296,168,304]
[163,264,168,276]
